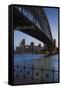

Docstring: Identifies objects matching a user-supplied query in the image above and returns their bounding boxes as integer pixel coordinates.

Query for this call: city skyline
[14,7,58,50]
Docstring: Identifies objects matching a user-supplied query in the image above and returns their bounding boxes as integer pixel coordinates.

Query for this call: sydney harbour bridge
[13,5,56,53]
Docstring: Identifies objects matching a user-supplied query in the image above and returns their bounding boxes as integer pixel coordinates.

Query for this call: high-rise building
[30,42,34,53]
[21,39,25,46]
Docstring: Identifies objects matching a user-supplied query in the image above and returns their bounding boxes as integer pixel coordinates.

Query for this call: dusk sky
[14,7,58,49]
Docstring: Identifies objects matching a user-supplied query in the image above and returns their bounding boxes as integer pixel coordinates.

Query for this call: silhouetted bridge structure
[13,5,56,53]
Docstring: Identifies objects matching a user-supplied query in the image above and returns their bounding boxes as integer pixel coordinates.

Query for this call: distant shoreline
[14,52,58,57]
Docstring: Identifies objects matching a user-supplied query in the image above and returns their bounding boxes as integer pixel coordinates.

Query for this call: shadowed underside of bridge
[13,5,55,52]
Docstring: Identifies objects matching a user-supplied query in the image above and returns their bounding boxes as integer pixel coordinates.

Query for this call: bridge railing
[14,64,59,83]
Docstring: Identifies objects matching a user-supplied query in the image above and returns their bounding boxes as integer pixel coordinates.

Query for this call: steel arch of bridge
[13,5,55,52]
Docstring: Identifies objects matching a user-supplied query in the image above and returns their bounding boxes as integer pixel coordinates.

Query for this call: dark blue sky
[44,7,58,46]
[14,7,58,49]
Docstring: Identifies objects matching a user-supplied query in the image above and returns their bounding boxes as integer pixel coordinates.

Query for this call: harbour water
[14,54,59,84]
